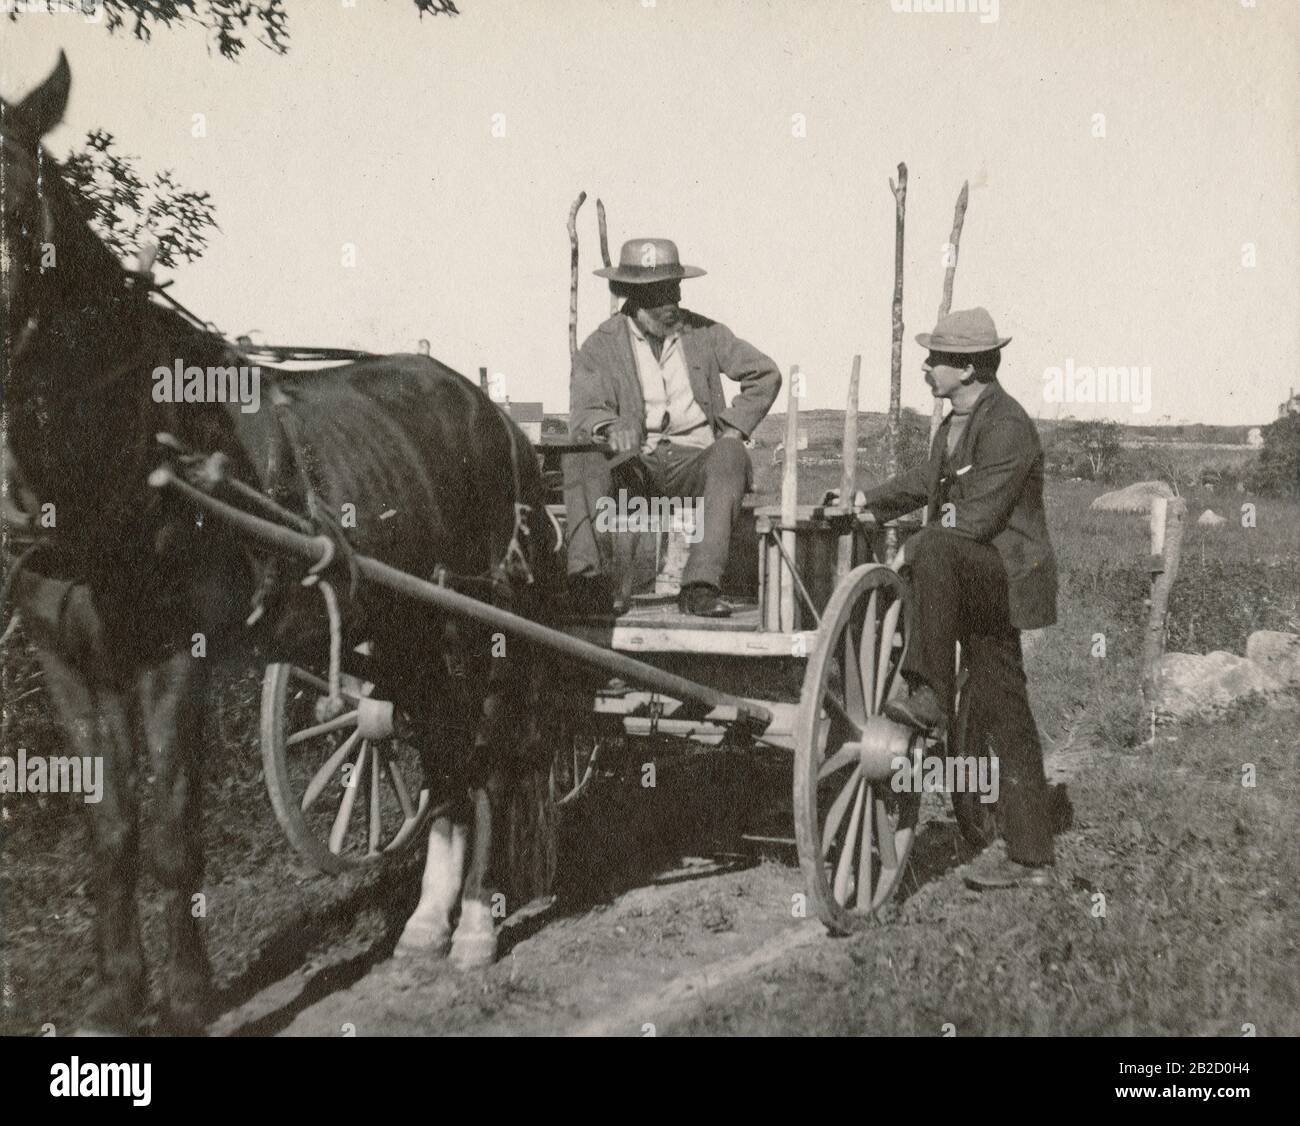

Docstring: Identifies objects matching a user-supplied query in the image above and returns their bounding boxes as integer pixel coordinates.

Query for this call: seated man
[564,238,780,617]
[854,307,1059,890]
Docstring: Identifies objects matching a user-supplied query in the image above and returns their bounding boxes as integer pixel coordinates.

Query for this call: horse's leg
[31,639,145,1033]
[450,624,518,970]
[396,799,468,956]
[139,650,212,1034]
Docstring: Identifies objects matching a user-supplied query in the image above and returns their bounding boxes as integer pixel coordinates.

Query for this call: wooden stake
[838,355,861,579]
[781,368,801,631]
[1140,497,1186,741]
[925,180,969,526]
[567,191,587,358]
[887,164,907,555]
[597,198,619,317]
[939,181,969,320]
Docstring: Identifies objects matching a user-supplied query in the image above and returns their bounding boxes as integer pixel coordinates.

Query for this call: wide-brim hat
[594,238,706,283]
[916,306,1011,353]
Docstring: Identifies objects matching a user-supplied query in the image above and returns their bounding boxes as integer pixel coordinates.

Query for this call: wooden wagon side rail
[149,465,773,733]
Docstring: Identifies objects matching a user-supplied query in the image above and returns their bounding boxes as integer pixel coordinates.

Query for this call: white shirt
[626,315,712,454]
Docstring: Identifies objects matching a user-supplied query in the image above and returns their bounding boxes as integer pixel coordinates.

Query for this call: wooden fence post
[837,355,861,579]
[780,369,801,631]
[567,191,587,359]
[925,180,969,526]
[887,164,907,557]
[1140,495,1187,741]
[597,198,619,317]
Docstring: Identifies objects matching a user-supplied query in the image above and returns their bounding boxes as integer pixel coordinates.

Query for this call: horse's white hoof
[448,928,497,970]
[394,920,451,958]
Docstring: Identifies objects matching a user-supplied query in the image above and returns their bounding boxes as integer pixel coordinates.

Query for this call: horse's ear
[8,51,71,144]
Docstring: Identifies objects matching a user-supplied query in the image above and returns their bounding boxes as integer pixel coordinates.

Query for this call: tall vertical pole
[781,369,801,631]
[597,198,619,317]
[567,191,587,359]
[837,355,861,579]
[923,181,969,526]
[887,164,908,555]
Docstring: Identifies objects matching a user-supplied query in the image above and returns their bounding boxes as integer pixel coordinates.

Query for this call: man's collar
[949,382,994,417]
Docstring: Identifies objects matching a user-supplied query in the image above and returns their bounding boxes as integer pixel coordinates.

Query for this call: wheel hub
[356,697,395,740]
[847,715,917,783]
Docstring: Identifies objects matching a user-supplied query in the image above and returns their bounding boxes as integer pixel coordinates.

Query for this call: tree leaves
[60,129,217,268]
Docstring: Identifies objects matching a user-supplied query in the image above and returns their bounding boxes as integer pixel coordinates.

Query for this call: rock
[1246,631,1300,689]
[1155,650,1285,722]
[1090,480,1174,513]
[1197,509,1227,527]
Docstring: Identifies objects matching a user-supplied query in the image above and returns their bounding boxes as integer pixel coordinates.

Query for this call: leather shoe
[678,583,732,618]
[883,683,945,733]
[962,852,1053,891]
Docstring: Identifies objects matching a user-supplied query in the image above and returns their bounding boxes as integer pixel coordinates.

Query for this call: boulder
[1154,650,1285,722]
[1245,630,1300,690]
[1197,509,1227,527]
[1090,480,1174,513]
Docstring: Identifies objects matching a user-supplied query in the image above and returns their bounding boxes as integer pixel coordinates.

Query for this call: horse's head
[1,52,70,351]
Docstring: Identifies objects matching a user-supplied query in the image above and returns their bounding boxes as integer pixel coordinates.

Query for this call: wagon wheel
[794,564,921,934]
[261,660,434,874]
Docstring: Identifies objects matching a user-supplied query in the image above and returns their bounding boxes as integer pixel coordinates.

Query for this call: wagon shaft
[150,466,774,733]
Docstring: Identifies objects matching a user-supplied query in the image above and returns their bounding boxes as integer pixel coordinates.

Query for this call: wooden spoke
[857,789,874,909]
[820,764,863,858]
[368,742,382,854]
[328,740,369,855]
[289,666,363,704]
[817,744,858,783]
[874,598,903,711]
[842,626,866,722]
[833,779,866,906]
[286,709,359,747]
[822,692,862,737]
[858,590,878,719]
[874,791,899,870]
[386,758,416,822]
[301,730,362,813]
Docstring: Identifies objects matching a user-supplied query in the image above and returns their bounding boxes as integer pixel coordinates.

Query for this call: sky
[5,0,1298,425]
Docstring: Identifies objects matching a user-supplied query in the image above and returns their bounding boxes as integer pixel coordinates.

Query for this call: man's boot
[678,582,732,618]
[884,682,945,733]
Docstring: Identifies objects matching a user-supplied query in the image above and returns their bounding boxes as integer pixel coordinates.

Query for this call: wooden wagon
[153,366,995,937]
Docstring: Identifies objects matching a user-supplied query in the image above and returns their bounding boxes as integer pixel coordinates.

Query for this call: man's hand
[822,488,871,512]
[601,419,639,454]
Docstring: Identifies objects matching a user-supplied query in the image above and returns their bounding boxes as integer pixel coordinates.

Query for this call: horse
[1,52,562,1034]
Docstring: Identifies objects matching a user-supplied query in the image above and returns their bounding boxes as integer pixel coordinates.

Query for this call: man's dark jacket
[860,381,1058,630]
[568,308,781,471]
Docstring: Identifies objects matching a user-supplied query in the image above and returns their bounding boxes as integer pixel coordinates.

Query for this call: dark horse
[2,54,561,1034]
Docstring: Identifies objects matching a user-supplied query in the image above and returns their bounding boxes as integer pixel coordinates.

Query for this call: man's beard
[639,308,681,338]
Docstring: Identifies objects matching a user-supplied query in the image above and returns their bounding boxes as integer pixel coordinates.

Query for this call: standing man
[565,238,781,617]
[854,307,1059,889]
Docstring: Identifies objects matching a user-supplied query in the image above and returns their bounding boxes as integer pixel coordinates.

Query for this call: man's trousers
[563,436,750,590]
[901,527,1055,866]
